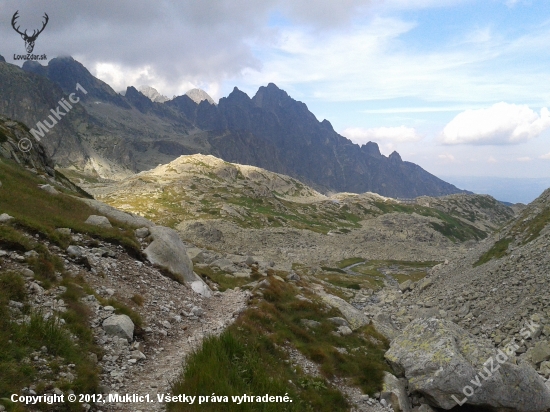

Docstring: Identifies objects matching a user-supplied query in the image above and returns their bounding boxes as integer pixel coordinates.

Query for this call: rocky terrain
[2,115,550,412]
[83,154,512,267]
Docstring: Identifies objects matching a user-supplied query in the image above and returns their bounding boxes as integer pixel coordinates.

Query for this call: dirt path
[64,243,249,412]
[101,289,248,412]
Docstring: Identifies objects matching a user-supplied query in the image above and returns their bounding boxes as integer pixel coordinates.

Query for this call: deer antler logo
[11,11,49,54]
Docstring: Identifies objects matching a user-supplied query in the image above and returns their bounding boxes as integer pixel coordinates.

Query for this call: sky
[1,0,550,200]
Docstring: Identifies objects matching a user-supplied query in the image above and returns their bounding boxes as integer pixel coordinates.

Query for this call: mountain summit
[138,85,169,103]
[185,88,216,105]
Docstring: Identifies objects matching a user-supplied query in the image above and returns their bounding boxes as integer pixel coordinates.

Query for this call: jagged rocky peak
[138,85,169,103]
[252,82,290,108]
[0,54,5,63]
[389,151,402,163]
[22,60,47,76]
[361,142,383,158]
[185,88,216,105]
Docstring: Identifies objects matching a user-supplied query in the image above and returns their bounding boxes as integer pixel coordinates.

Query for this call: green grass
[345,260,440,290]
[0,158,140,255]
[320,267,346,274]
[511,206,550,244]
[372,201,488,242]
[0,272,100,411]
[169,279,388,412]
[194,265,263,292]
[473,237,512,267]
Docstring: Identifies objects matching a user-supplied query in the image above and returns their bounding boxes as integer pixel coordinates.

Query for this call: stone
[66,245,84,258]
[0,213,14,222]
[417,278,433,291]
[161,320,171,329]
[540,361,550,378]
[318,292,369,330]
[385,317,550,411]
[102,315,134,342]
[191,306,204,317]
[337,325,353,336]
[135,227,150,238]
[380,372,410,412]
[399,280,412,293]
[38,184,59,195]
[527,341,550,365]
[21,268,34,278]
[144,226,195,282]
[186,247,204,262]
[84,215,112,228]
[78,198,154,228]
[130,350,146,360]
[286,272,300,281]
[301,319,321,328]
[55,228,71,236]
[191,280,212,297]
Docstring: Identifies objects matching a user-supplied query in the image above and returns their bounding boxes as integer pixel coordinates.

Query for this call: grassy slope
[169,279,389,412]
[0,159,142,411]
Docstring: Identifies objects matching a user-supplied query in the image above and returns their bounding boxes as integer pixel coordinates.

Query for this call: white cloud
[488,156,497,163]
[438,153,455,162]
[441,103,550,145]
[540,152,550,160]
[517,156,532,162]
[341,126,423,145]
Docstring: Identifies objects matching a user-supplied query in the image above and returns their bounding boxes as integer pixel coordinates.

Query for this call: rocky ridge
[1,56,464,197]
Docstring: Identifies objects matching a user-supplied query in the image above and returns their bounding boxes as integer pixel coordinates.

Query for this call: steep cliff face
[1,57,465,197]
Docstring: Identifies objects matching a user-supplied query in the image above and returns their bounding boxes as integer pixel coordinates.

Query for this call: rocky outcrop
[78,198,153,228]
[381,372,410,412]
[85,215,112,228]
[385,317,550,411]
[0,116,88,194]
[144,226,211,296]
[317,292,369,330]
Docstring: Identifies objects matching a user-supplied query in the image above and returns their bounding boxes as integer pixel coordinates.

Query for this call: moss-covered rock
[385,317,550,411]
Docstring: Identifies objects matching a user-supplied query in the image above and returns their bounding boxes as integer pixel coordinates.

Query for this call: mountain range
[0,54,465,198]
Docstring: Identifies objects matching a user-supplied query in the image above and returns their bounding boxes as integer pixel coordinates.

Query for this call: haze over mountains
[0,55,465,198]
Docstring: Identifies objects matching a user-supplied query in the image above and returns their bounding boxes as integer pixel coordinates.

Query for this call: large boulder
[102,314,134,341]
[381,372,410,412]
[78,198,154,228]
[144,226,211,296]
[385,318,550,411]
[318,292,369,330]
[85,215,112,228]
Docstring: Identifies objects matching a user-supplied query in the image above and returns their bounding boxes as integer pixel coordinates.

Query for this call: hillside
[0,56,464,197]
[83,153,513,270]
